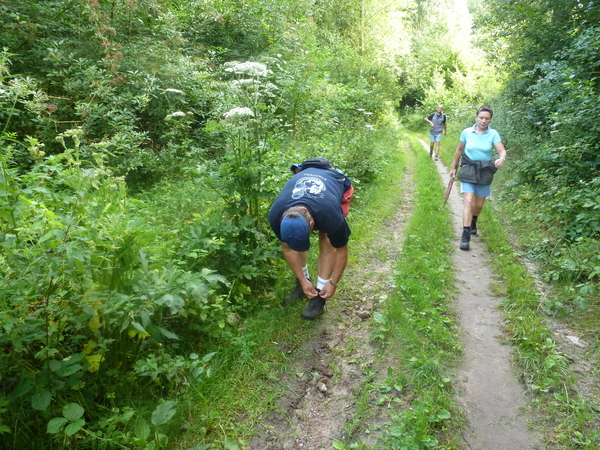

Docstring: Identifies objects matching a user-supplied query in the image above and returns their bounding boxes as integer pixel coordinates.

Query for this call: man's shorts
[430,133,443,142]
[460,182,491,198]
[341,185,354,217]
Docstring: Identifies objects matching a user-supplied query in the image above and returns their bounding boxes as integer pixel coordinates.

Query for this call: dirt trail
[249,157,416,449]
[421,139,542,450]
[249,140,543,449]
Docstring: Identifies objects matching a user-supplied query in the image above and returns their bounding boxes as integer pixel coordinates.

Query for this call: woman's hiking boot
[460,228,471,250]
[301,295,326,320]
[470,216,478,235]
[282,278,312,305]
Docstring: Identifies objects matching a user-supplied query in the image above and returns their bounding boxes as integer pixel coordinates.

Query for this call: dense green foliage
[0,0,409,448]
[476,0,600,309]
[1,0,599,448]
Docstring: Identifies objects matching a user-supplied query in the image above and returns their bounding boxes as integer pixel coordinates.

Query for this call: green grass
[376,137,463,449]
[336,135,464,450]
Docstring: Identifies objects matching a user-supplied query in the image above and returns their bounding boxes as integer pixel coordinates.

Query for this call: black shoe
[429,149,433,158]
[282,277,312,305]
[460,229,471,250]
[470,226,477,236]
[301,296,326,320]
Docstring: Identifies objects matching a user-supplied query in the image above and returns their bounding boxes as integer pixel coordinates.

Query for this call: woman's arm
[449,141,465,179]
[494,142,507,168]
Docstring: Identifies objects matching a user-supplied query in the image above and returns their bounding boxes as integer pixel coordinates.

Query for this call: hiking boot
[460,229,471,250]
[282,277,312,305]
[429,148,433,158]
[435,153,439,161]
[301,296,326,320]
[470,226,478,236]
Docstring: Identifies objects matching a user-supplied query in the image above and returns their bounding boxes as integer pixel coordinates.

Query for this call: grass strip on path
[371,137,464,449]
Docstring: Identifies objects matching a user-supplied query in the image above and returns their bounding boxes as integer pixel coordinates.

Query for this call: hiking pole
[443,176,455,210]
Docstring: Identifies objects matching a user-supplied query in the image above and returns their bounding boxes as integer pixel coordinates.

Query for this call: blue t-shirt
[268,167,351,248]
[460,125,501,161]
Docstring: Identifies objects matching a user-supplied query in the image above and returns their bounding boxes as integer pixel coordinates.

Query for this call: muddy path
[249,156,416,449]
[248,140,543,449]
[422,139,542,450]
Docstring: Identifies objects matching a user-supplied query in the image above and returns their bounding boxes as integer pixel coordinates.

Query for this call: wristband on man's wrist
[329,280,338,288]
[500,157,506,161]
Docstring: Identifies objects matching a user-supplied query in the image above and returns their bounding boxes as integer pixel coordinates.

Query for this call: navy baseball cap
[280,213,310,252]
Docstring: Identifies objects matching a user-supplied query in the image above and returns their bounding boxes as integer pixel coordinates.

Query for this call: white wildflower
[166,88,184,94]
[165,111,188,120]
[223,107,255,120]
[231,79,259,87]
[260,82,279,98]
[226,61,270,77]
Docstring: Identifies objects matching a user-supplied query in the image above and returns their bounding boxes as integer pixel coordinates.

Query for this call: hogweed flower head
[231,79,259,87]
[166,111,187,119]
[223,107,255,120]
[224,61,270,78]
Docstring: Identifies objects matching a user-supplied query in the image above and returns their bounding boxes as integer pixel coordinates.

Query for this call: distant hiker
[268,158,353,320]
[449,105,507,250]
[424,105,447,160]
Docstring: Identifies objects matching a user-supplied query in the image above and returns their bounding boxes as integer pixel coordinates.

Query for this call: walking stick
[443,176,455,209]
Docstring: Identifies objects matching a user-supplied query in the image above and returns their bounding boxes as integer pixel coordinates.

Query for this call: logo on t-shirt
[291,175,327,199]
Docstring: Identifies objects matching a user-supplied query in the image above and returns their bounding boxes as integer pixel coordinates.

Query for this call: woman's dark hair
[477,105,493,118]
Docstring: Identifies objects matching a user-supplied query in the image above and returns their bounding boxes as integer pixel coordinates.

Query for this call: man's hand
[301,278,318,298]
[319,283,336,299]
